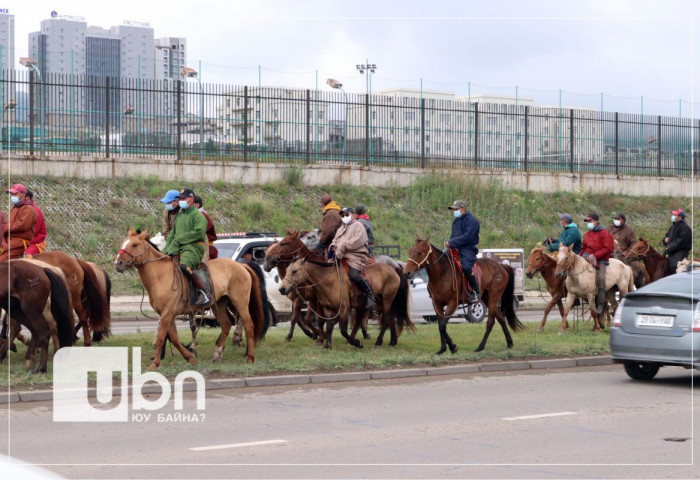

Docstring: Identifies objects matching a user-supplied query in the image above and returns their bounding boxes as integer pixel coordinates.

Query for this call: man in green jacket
[545,213,582,254]
[164,188,210,305]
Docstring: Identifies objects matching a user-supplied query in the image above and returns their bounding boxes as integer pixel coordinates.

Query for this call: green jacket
[164,206,207,268]
[547,222,582,254]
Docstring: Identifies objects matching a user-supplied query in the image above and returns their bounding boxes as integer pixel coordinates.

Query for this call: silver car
[610,271,700,380]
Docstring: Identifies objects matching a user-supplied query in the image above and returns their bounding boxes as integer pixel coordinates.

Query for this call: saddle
[186,263,214,306]
[448,248,482,299]
[340,257,377,308]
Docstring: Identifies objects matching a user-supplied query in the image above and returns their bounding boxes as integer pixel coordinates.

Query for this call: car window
[215,243,240,259]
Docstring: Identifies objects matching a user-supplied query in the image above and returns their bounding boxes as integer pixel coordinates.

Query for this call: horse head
[525,247,549,279]
[624,237,650,260]
[404,237,433,280]
[300,229,321,250]
[554,244,576,279]
[278,258,307,295]
[114,227,156,272]
[263,240,281,272]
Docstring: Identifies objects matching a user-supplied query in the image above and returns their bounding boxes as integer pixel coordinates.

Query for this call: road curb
[1,355,613,404]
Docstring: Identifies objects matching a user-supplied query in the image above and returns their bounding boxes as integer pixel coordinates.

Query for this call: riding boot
[465,270,480,303]
[360,279,377,310]
[595,288,606,315]
[190,273,211,306]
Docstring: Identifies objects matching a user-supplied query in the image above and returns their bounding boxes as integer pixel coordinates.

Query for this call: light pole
[326,78,347,161]
[120,105,135,159]
[356,60,377,161]
[182,66,204,161]
[19,57,44,156]
[1,98,16,155]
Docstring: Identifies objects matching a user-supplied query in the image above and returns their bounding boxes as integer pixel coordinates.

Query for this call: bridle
[557,251,588,276]
[626,242,653,260]
[117,241,170,269]
[287,257,346,321]
[406,244,447,272]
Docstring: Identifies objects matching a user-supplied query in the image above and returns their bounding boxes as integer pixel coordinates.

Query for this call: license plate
[636,314,674,327]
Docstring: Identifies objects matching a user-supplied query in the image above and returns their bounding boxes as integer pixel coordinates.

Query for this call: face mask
[10,196,19,205]
[165,203,174,211]
[341,215,352,225]
[671,215,676,222]
[587,222,595,231]
[453,210,462,219]
[613,220,621,227]
[179,200,189,210]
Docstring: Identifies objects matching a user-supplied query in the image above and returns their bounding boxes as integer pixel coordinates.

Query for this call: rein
[558,253,589,277]
[627,243,655,260]
[409,244,461,317]
[295,258,346,321]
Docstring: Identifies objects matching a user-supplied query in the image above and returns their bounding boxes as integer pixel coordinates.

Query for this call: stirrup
[194,290,211,306]
[467,291,480,304]
[365,294,377,310]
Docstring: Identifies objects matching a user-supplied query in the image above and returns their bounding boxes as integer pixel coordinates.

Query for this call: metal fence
[1,70,698,177]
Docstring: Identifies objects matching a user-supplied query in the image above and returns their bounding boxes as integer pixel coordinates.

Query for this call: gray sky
[11,0,699,115]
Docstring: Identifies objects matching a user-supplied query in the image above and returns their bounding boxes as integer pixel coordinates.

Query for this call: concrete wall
[2,154,696,197]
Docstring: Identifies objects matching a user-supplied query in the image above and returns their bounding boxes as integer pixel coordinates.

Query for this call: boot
[595,288,606,315]
[361,279,377,310]
[465,270,481,303]
[190,274,211,306]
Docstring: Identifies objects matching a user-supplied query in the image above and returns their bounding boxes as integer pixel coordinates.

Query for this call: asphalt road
[1,365,697,479]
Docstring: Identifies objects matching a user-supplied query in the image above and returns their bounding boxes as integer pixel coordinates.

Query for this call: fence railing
[1,70,698,177]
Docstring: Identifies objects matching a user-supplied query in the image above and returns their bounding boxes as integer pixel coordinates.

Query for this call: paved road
[1,365,696,479]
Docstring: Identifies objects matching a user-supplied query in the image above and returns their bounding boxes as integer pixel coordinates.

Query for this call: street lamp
[1,98,16,155]
[356,60,377,161]
[120,105,135,159]
[19,57,44,156]
[326,78,348,161]
[182,66,204,162]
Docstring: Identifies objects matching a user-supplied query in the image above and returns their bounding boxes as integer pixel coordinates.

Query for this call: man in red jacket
[24,189,47,255]
[579,212,614,315]
[0,184,37,261]
[194,195,218,261]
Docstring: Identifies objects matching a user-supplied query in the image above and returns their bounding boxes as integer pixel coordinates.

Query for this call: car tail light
[693,302,700,332]
[613,299,625,327]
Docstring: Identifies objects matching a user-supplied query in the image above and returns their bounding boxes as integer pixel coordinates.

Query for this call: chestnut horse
[0,260,74,372]
[403,238,524,354]
[114,228,267,368]
[525,247,566,333]
[30,251,111,345]
[624,238,670,283]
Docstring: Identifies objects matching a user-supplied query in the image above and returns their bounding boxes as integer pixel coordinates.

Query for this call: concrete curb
[0,356,613,404]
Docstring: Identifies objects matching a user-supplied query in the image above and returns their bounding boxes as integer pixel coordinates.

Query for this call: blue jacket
[449,211,480,257]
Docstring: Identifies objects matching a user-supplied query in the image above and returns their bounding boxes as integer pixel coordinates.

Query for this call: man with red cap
[0,184,38,261]
[23,189,47,255]
[663,209,692,275]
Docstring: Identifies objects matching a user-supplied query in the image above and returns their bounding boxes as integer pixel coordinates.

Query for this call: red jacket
[580,225,614,261]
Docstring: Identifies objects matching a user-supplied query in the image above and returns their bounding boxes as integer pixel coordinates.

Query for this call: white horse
[554,244,635,334]
[676,258,700,273]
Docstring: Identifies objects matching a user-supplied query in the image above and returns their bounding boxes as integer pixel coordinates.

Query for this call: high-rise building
[0,9,15,71]
[154,37,186,80]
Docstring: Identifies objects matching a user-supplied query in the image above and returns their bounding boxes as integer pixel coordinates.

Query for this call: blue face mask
[165,203,174,211]
[587,222,595,230]
[10,196,19,205]
[178,200,189,210]
[671,215,676,222]
[453,210,462,219]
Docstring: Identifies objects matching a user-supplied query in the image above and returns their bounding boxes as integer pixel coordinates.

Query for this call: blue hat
[160,190,180,204]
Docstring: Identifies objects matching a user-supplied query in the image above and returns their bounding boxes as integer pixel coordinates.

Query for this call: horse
[403,238,524,354]
[525,247,566,333]
[676,257,700,273]
[279,255,362,350]
[0,260,75,372]
[554,244,635,333]
[612,239,649,288]
[114,228,268,368]
[624,238,670,283]
[30,251,112,345]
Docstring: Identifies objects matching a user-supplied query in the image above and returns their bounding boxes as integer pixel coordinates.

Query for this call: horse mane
[305,254,334,267]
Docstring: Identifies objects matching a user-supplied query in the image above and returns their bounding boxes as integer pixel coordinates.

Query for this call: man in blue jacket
[445,200,481,303]
[545,213,582,254]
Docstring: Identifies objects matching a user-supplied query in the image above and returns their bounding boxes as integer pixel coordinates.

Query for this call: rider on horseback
[580,212,614,315]
[445,200,481,304]
[330,207,377,310]
[163,188,211,306]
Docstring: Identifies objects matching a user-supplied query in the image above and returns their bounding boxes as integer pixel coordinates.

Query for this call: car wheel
[423,315,438,323]
[623,362,660,380]
[266,301,279,327]
[466,301,487,323]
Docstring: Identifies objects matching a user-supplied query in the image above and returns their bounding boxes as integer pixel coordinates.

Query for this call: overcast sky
[9,0,699,116]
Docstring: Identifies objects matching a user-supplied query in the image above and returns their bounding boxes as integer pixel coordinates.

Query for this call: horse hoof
[449,345,458,354]
[507,343,513,349]
[435,349,446,355]
[34,367,47,374]
[9,343,17,353]
[473,347,484,353]
[188,357,197,366]
[536,327,544,333]
[363,334,371,340]
[284,337,292,343]
[147,363,158,371]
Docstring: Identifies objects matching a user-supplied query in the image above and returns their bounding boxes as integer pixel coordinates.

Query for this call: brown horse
[30,251,111,345]
[0,260,75,372]
[624,238,669,283]
[403,238,524,354]
[525,247,566,333]
[114,228,268,368]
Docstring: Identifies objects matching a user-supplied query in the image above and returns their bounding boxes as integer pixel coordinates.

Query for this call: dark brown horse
[403,238,524,354]
[30,251,112,345]
[624,238,669,283]
[525,247,566,333]
[0,260,75,372]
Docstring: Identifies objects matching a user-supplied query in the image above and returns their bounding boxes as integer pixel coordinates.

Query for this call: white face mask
[341,216,352,225]
[613,220,621,227]
[671,215,676,222]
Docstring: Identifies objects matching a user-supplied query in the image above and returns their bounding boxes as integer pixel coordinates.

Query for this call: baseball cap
[557,213,573,223]
[671,209,686,218]
[614,213,626,220]
[584,213,600,221]
[160,189,180,204]
[448,200,467,210]
[6,184,26,194]
[340,207,354,216]
[177,188,195,199]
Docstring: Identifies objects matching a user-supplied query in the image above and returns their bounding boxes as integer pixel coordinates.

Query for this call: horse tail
[245,261,270,342]
[391,267,415,335]
[76,259,112,341]
[44,268,75,348]
[501,265,525,333]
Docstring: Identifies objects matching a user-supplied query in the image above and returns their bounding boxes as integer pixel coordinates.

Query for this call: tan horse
[114,228,267,368]
[525,247,566,333]
[554,244,635,333]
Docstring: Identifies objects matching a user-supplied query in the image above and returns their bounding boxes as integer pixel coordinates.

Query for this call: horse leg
[349,307,364,342]
[538,297,558,333]
[187,313,198,356]
[559,294,576,334]
[388,317,398,347]
[24,334,38,371]
[475,313,497,352]
[213,299,233,362]
[166,320,197,365]
[323,317,335,349]
[232,313,244,347]
[75,303,92,347]
[495,311,515,348]
[35,333,51,374]
[436,316,458,354]
[150,314,177,369]
[588,294,601,333]
[362,309,371,340]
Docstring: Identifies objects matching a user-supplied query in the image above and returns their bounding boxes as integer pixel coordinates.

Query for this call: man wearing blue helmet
[160,189,180,239]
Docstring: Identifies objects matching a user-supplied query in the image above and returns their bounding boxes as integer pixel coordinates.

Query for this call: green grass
[0,320,610,389]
